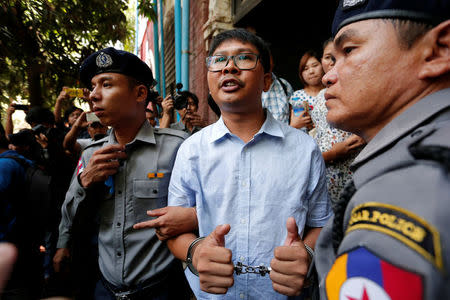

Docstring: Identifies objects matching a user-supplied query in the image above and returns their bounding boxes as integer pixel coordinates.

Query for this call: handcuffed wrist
[186,236,205,276]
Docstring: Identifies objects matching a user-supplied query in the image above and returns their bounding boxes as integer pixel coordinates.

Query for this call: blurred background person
[0,123,45,299]
[261,54,294,124]
[145,103,158,127]
[289,50,324,132]
[54,87,90,139]
[63,111,108,157]
[160,91,206,134]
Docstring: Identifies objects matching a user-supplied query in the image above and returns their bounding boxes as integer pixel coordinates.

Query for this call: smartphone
[64,87,84,98]
[12,104,29,111]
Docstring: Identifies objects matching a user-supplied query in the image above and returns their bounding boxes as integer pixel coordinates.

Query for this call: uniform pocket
[133,179,169,223]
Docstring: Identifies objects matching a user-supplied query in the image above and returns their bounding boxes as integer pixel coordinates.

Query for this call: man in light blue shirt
[166,29,332,299]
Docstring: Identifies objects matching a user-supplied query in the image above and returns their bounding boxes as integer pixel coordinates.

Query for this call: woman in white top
[289,50,324,131]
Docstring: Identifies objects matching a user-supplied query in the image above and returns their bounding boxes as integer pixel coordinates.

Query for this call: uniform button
[117,252,122,257]
[118,190,122,194]
[152,189,158,194]
[116,222,121,227]
[411,130,423,138]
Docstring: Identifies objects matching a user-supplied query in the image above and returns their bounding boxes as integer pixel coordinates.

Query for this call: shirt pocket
[133,178,169,223]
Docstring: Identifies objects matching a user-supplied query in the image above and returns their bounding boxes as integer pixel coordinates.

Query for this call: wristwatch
[186,236,205,276]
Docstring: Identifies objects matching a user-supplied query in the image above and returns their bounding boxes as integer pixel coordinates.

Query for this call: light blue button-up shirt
[169,111,332,299]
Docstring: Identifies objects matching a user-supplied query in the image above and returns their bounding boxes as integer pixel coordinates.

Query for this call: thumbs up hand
[270,217,311,296]
[194,224,235,294]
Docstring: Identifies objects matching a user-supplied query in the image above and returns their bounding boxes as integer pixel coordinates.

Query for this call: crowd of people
[1,0,449,299]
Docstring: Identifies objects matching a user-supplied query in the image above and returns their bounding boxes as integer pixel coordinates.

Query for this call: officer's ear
[135,85,148,104]
[418,20,450,80]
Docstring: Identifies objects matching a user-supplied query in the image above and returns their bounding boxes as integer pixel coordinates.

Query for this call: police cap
[332,0,450,37]
[79,47,155,88]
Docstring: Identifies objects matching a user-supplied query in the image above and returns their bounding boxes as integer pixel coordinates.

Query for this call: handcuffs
[186,236,314,278]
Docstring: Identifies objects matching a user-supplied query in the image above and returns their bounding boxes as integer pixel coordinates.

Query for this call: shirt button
[240,218,246,224]
[117,252,122,257]
[240,293,245,299]
[240,256,245,262]
[152,189,158,194]
[241,181,246,187]
[116,222,121,227]
[118,190,122,194]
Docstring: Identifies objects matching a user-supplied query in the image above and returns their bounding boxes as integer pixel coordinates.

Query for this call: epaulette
[408,123,450,171]
[153,127,190,140]
[83,136,109,150]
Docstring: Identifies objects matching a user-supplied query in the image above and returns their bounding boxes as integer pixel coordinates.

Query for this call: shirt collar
[108,120,156,145]
[209,109,285,143]
[352,88,450,169]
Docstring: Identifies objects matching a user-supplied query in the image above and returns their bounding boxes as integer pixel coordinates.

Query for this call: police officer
[53,47,190,299]
[315,1,450,299]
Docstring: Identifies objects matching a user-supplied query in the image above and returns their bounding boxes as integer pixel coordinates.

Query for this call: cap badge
[343,0,366,9]
[96,52,113,68]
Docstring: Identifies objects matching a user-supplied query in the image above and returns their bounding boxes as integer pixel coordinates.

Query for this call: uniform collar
[352,88,450,169]
[107,120,156,145]
[209,109,285,143]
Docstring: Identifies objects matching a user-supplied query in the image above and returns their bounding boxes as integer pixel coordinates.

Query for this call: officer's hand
[53,248,70,273]
[194,224,234,294]
[133,206,198,241]
[80,144,127,188]
[0,243,17,292]
[270,217,310,296]
[161,96,174,115]
[290,111,313,130]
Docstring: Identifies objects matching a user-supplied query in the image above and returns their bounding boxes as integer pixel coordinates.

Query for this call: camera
[170,83,189,110]
[12,104,29,111]
[32,124,50,136]
[63,87,84,98]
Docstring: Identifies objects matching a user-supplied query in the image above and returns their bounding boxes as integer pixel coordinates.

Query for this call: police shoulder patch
[346,202,443,271]
[326,247,423,300]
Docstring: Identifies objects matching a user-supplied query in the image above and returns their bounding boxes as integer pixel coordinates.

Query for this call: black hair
[208,28,271,73]
[322,38,334,53]
[25,107,55,126]
[63,106,83,122]
[179,91,199,107]
[126,76,158,106]
[384,19,433,49]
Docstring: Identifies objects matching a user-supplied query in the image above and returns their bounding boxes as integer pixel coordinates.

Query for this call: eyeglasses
[206,53,259,72]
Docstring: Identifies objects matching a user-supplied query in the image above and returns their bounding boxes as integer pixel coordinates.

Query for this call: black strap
[331,179,356,253]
